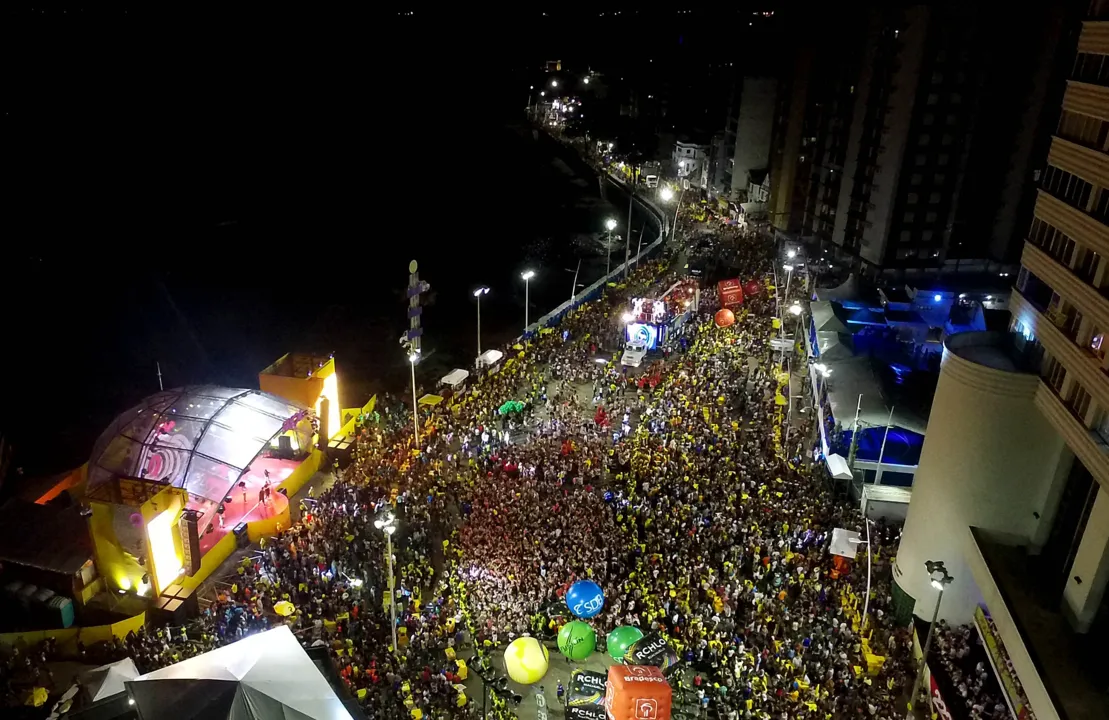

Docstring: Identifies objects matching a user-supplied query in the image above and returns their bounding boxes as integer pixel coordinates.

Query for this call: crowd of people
[7,193,993,720]
[931,622,1010,719]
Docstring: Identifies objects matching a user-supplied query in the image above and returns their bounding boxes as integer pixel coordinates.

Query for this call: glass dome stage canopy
[88,386,308,507]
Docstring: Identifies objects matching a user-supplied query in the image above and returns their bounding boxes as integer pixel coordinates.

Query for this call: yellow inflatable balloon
[503,637,549,685]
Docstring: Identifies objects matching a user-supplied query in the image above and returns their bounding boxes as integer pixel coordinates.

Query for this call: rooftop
[0,499,92,576]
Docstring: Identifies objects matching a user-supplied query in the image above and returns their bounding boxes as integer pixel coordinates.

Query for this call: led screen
[625,323,661,350]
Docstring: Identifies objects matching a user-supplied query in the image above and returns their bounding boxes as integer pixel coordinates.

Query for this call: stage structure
[85,386,315,598]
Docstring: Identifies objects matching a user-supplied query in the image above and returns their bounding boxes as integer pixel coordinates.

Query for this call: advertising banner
[568,705,606,720]
[974,606,1034,720]
[929,673,954,720]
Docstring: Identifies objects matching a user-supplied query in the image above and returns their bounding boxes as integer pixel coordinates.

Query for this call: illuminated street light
[660,187,674,202]
[474,287,490,356]
[604,218,617,231]
[521,270,535,331]
[374,513,399,656]
[540,91,546,97]
[787,249,797,259]
[551,79,558,87]
[621,312,634,323]
[789,303,803,316]
[583,77,590,84]
[908,561,954,715]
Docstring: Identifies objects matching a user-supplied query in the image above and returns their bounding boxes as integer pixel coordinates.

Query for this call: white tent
[82,657,139,701]
[440,368,469,388]
[829,528,863,559]
[125,626,352,720]
[826,453,853,481]
[476,349,503,368]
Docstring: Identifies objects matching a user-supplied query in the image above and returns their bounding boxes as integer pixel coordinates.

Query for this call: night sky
[1,5,789,477]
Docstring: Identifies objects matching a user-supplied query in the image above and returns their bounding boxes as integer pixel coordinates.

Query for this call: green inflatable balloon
[557,620,597,661]
[606,625,644,661]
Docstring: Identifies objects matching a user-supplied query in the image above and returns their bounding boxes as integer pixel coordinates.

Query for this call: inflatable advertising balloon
[503,637,549,685]
[566,580,605,619]
[714,308,736,328]
[624,632,681,675]
[606,625,644,661]
[568,669,607,707]
[557,620,597,661]
[603,665,672,720]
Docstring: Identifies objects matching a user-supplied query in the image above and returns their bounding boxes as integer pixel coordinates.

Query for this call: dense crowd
[7,199,956,720]
[931,622,1009,719]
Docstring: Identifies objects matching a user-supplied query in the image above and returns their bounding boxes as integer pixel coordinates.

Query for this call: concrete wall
[894,332,1068,625]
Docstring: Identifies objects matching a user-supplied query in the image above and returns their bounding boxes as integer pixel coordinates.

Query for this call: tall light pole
[521,270,535,331]
[374,513,398,657]
[848,519,873,632]
[473,287,489,356]
[604,217,617,278]
[408,351,420,447]
[907,561,954,718]
[780,264,795,366]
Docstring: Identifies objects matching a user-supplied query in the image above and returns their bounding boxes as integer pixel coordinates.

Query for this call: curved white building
[894,332,1069,625]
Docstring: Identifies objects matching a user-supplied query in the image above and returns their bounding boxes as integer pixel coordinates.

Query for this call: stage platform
[194,456,300,554]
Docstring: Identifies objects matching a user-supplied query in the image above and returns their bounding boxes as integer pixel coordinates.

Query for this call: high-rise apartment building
[784,3,1067,281]
[892,7,1109,718]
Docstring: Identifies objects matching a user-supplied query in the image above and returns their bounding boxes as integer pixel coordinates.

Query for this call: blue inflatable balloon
[566,580,605,619]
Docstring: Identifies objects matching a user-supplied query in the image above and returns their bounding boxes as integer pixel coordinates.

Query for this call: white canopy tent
[476,349,504,368]
[125,626,352,720]
[440,369,469,388]
[82,657,139,702]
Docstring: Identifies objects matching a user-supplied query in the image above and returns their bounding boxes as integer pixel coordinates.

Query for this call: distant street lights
[474,287,490,356]
[551,79,558,88]
[521,270,535,331]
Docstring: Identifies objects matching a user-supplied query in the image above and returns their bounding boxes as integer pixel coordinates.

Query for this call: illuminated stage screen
[625,323,663,350]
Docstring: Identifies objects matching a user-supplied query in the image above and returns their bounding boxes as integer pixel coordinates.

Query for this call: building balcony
[1062,79,1109,123]
[1078,20,1109,56]
[1021,242,1109,334]
[1011,289,1109,440]
[1032,190,1109,261]
[963,526,1105,720]
[1047,136,1109,190]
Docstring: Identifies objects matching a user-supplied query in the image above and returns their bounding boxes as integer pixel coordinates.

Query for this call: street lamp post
[374,513,399,657]
[474,287,489,356]
[780,264,795,366]
[848,519,873,631]
[604,218,617,278]
[521,270,535,331]
[907,561,954,718]
[408,352,420,447]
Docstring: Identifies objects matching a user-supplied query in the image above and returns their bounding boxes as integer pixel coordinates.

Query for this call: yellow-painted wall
[89,486,188,598]
[179,531,237,591]
[0,612,145,657]
[279,447,322,498]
